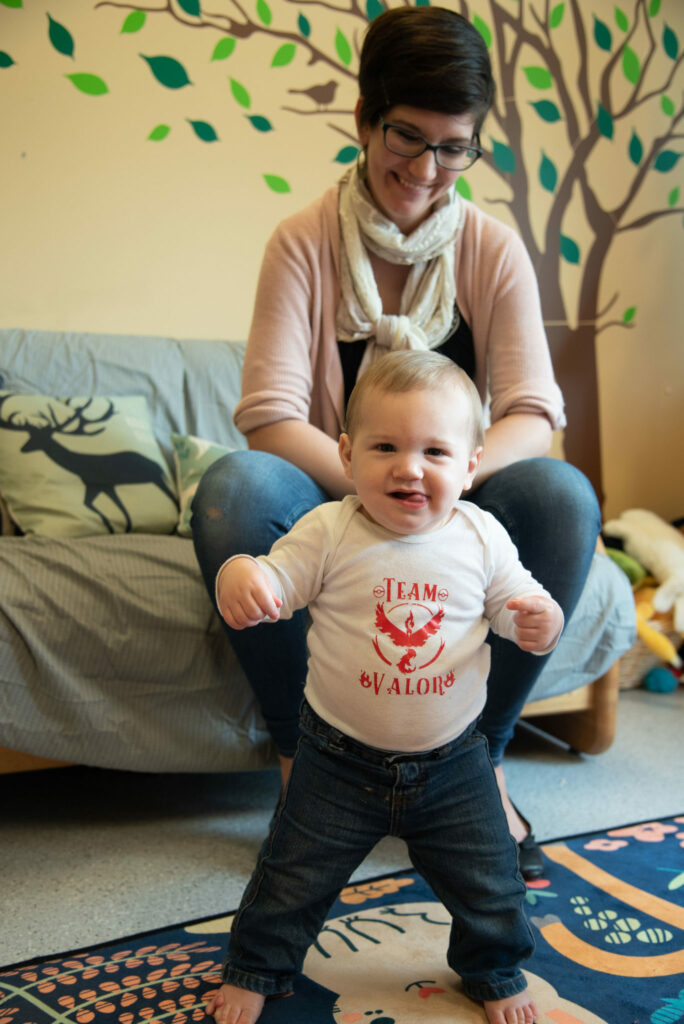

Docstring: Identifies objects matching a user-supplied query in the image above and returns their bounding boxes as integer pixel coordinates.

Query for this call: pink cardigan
[234,185,565,440]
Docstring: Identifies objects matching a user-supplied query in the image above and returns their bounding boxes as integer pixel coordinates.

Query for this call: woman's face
[356,103,477,235]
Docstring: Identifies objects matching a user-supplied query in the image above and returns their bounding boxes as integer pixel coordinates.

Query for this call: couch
[0,328,636,774]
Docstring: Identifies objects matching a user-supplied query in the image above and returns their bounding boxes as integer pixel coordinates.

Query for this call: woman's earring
[356,146,368,181]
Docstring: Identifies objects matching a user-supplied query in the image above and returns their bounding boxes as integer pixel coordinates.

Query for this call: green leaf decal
[597,103,614,139]
[648,0,661,14]
[121,11,146,33]
[148,124,170,141]
[622,306,636,323]
[0,51,15,67]
[263,174,291,194]
[523,66,553,90]
[663,24,679,60]
[539,152,557,192]
[622,46,641,85]
[256,0,272,26]
[668,186,680,208]
[0,0,23,7]
[65,73,108,95]
[530,100,561,122]
[48,14,74,58]
[247,115,273,132]
[334,145,360,164]
[560,234,580,264]
[549,2,565,28]
[230,78,251,109]
[141,55,191,89]
[178,0,201,15]
[189,119,218,141]
[455,177,472,201]
[628,131,643,166]
[366,0,384,20]
[661,95,675,117]
[473,15,492,48]
[654,150,682,173]
[593,16,612,51]
[298,13,311,37]
[212,37,236,61]
[490,138,516,174]
[335,28,352,66]
[271,43,296,67]
[614,7,629,32]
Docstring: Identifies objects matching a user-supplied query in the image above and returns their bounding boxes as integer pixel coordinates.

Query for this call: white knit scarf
[336,162,463,374]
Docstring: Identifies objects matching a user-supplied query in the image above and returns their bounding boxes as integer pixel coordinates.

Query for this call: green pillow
[0,393,178,537]
[170,433,234,537]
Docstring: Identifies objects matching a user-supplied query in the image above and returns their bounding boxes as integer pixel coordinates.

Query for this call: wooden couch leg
[522,661,620,755]
[0,746,73,774]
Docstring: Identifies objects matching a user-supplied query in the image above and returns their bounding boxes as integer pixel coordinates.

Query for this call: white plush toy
[603,509,684,633]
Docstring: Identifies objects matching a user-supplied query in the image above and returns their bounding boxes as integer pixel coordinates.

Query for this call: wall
[1,0,682,520]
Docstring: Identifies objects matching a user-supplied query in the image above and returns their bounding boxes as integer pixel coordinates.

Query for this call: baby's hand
[507,594,563,653]
[217,556,282,630]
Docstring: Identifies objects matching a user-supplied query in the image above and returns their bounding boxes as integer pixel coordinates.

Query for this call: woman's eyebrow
[392,119,473,145]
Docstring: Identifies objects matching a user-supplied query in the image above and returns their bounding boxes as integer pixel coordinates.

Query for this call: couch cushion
[171,433,234,537]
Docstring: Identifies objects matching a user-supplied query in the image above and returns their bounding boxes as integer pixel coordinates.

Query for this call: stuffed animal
[603,508,684,634]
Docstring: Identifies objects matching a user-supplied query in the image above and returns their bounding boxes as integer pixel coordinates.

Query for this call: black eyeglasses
[380,119,483,171]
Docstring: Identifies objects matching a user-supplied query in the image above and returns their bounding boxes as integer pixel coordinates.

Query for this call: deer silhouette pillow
[0,392,178,537]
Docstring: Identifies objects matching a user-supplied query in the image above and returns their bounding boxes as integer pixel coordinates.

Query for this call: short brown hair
[345,350,484,450]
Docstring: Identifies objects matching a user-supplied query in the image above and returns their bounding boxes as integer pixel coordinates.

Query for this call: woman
[192,6,600,880]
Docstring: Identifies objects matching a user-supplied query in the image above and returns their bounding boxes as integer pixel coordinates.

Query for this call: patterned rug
[2,816,683,1024]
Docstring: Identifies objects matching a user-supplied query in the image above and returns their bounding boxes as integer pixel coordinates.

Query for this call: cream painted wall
[1,0,682,520]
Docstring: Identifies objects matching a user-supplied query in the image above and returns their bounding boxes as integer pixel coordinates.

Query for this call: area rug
[2,816,683,1024]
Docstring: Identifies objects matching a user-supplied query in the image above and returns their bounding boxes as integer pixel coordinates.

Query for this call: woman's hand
[247,419,355,499]
[217,557,282,630]
[472,413,552,487]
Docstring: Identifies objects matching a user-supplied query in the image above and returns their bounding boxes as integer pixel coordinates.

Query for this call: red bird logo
[374,602,445,673]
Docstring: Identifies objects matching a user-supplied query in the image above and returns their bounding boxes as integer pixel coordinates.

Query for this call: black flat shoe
[511,802,545,880]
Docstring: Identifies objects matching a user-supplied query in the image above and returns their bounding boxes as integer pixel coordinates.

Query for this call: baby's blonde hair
[345,350,485,450]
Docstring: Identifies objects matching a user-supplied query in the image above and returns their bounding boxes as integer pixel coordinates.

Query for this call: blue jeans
[191,451,601,761]
[222,701,534,1002]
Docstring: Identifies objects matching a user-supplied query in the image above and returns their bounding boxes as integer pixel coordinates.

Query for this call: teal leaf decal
[263,174,291,193]
[455,177,472,201]
[48,14,74,58]
[141,55,191,88]
[366,0,384,20]
[490,138,516,174]
[0,51,15,67]
[335,28,352,66]
[622,306,636,323]
[189,119,218,141]
[298,13,311,37]
[539,152,557,192]
[178,0,200,15]
[271,43,296,67]
[653,150,682,173]
[334,145,360,164]
[614,7,629,32]
[622,46,641,84]
[473,15,492,48]
[597,103,614,139]
[122,11,146,33]
[247,115,273,132]
[148,123,170,140]
[668,186,680,208]
[549,2,565,28]
[628,131,643,166]
[661,95,675,117]
[256,0,272,26]
[212,37,236,60]
[530,100,561,122]
[523,65,553,89]
[415,0,431,7]
[65,72,108,95]
[663,24,679,60]
[230,77,251,108]
[593,16,612,51]
[560,234,580,264]
[648,0,661,13]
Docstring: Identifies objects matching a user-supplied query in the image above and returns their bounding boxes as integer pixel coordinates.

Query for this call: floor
[1,685,682,968]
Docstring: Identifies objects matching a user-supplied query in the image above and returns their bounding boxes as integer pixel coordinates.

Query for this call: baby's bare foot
[484,988,537,1024]
[206,982,265,1024]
